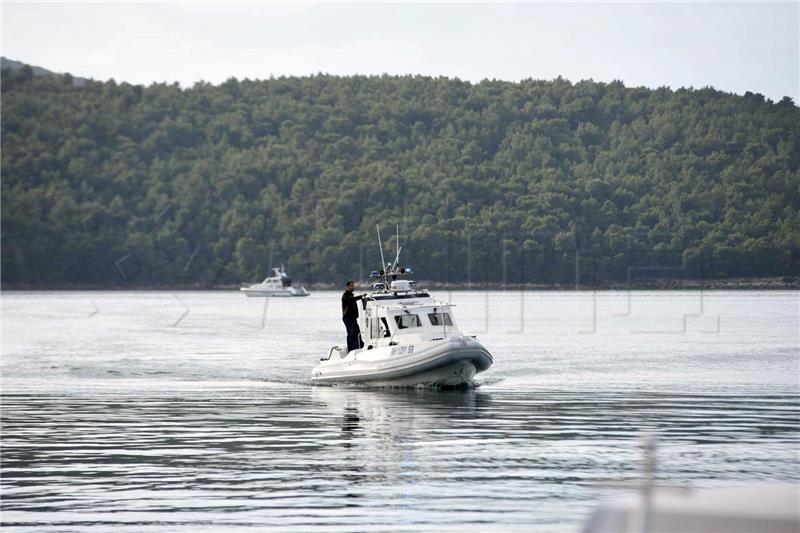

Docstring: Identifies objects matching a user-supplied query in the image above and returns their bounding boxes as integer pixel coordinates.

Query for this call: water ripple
[2,387,798,532]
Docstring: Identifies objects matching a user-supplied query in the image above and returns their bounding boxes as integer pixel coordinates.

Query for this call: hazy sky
[2,2,798,101]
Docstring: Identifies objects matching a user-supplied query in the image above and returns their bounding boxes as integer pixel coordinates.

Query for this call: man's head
[346,280,355,292]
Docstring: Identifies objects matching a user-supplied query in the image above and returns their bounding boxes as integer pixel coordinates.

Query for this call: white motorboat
[312,227,492,387]
[240,266,309,297]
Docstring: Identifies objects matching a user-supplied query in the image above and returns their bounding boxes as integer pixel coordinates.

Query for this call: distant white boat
[240,266,309,297]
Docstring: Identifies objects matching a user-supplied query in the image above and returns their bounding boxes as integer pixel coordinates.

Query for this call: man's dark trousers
[343,316,361,352]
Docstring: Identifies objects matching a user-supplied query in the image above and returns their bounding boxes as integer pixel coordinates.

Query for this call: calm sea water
[2,290,798,532]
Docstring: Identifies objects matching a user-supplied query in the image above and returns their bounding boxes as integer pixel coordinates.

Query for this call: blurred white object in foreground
[583,432,800,533]
[583,484,800,533]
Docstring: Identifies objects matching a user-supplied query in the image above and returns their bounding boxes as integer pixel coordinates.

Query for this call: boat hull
[240,288,309,297]
[312,338,492,387]
[365,359,478,387]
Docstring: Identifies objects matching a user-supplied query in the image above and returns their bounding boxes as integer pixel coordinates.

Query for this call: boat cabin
[260,267,292,287]
[361,284,460,347]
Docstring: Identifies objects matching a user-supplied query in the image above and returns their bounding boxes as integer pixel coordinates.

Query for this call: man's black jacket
[341,291,364,319]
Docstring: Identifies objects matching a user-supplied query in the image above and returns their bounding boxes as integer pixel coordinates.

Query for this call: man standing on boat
[342,281,366,352]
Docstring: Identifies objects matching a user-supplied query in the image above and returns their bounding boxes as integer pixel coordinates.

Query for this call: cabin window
[394,314,421,329]
[428,312,453,326]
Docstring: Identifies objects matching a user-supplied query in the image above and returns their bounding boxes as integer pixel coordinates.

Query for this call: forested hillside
[2,64,798,287]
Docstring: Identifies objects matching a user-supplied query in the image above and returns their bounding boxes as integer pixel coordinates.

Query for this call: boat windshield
[395,314,421,329]
[428,312,453,326]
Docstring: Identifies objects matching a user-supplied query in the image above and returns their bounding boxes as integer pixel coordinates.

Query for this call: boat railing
[321,346,346,361]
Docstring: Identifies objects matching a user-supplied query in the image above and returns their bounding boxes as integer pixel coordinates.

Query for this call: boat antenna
[392,246,403,270]
[376,225,387,275]
[392,224,402,270]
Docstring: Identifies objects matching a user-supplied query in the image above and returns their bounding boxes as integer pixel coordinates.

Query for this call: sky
[1,1,798,101]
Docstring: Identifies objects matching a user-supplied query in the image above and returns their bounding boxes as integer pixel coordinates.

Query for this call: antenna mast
[376,225,386,274]
[370,223,411,288]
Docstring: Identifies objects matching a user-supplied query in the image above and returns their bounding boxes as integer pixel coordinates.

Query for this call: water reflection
[315,386,485,427]
[312,387,489,492]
